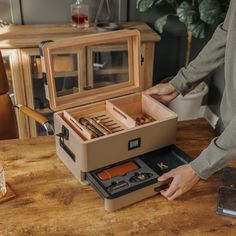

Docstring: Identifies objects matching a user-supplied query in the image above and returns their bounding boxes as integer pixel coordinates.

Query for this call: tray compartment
[87,145,192,211]
[109,93,176,126]
[61,101,132,141]
[60,93,177,142]
[87,158,159,200]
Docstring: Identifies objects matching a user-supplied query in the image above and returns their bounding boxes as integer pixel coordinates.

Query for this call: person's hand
[143,83,179,104]
[158,164,200,200]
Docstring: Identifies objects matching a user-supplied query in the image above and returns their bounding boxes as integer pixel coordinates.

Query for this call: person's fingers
[167,189,182,201]
[160,189,168,196]
[158,91,179,103]
[158,170,174,182]
[159,164,200,200]
[157,83,176,95]
[143,83,176,96]
[161,184,177,199]
[143,87,159,95]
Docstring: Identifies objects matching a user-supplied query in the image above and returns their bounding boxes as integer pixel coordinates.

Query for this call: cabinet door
[21,48,80,137]
[21,48,54,137]
[1,49,29,138]
[86,44,130,89]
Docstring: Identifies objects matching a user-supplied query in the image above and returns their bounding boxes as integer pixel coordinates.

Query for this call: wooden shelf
[0,22,160,49]
[33,71,78,79]
[94,67,128,76]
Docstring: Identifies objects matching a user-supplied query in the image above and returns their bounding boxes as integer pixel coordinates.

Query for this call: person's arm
[170,6,231,95]
[144,5,231,100]
[158,115,236,200]
[191,115,236,179]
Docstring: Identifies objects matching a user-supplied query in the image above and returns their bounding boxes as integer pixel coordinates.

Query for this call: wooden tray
[0,183,16,204]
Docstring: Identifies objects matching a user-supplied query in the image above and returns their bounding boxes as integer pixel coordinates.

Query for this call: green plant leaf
[177,1,199,24]
[166,0,176,4]
[155,0,165,6]
[154,15,169,33]
[136,0,143,8]
[199,0,221,25]
[189,22,206,38]
[137,0,156,12]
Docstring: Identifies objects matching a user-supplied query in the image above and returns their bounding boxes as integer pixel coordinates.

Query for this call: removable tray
[86,145,192,200]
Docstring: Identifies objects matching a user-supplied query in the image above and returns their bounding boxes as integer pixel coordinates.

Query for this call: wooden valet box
[40,30,191,211]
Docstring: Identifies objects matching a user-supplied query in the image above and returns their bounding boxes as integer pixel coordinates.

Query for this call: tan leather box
[40,30,183,211]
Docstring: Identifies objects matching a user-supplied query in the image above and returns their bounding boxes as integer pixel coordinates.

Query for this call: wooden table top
[0,118,236,236]
[0,22,161,49]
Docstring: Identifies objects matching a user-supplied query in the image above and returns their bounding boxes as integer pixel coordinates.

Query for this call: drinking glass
[0,164,7,198]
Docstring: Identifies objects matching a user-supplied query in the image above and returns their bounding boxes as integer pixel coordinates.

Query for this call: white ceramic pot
[168,82,208,121]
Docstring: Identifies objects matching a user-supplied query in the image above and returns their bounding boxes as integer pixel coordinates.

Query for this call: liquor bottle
[71,0,89,29]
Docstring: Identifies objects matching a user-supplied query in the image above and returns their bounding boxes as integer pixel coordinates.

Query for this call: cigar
[144,113,155,122]
[136,117,143,125]
[63,111,97,139]
[88,117,112,135]
[136,113,155,126]
[110,126,121,130]
[69,116,97,139]
[79,117,104,137]
[95,114,107,118]
[92,117,113,134]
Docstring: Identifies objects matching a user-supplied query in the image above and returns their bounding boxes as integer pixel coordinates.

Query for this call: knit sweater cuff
[190,138,228,180]
[170,72,193,96]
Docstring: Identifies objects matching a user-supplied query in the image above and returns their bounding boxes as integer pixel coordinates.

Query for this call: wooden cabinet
[0,23,160,138]
[1,50,29,138]
[20,48,54,137]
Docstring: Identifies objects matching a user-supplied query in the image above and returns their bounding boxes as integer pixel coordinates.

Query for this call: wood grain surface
[0,22,160,49]
[0,118,236,236]
[0,183,16,204]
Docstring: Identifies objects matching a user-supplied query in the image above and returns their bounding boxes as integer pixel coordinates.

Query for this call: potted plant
[136,0,229,65]
[136,0,229,120]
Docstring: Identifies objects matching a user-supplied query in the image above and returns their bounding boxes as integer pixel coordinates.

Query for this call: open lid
[40,30,142,111]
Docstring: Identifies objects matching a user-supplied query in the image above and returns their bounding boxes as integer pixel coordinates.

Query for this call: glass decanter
[71,0,89,29]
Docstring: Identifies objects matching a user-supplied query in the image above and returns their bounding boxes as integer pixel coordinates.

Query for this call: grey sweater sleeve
[170,8,230,95]
[191,116,236,179]
[168,4,235,179]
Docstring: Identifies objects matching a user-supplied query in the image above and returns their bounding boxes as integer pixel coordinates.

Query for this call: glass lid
[41,30,141,111]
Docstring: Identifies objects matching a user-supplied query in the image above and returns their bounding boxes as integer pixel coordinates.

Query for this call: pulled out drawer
[87,145,192,211]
